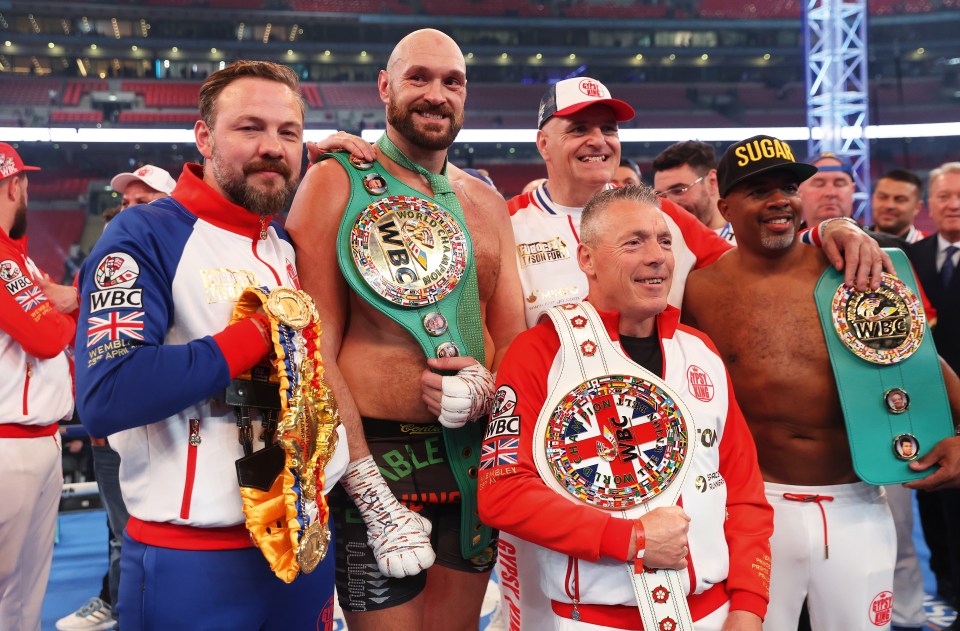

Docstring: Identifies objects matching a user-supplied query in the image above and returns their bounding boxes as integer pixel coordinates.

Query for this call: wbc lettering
[90,289,143,313]
[851,317,907,341]
[5,276,31,294]
[485,415,520,439]
[377,219,419,284]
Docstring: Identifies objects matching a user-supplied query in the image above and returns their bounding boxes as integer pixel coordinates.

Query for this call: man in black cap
[682,134,960,631]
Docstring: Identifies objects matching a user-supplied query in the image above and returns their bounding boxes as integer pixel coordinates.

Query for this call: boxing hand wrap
[438,364,495,429]
[340,455,436,578]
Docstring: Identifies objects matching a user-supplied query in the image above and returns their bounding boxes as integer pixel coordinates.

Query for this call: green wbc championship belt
[326,150,492,559]
[814,248,953,485]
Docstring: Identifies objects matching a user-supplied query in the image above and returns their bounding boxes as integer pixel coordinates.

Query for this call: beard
[759,222,797,250]
[211,151,298,217]
[8,195,26,239]
[387,92,464,151]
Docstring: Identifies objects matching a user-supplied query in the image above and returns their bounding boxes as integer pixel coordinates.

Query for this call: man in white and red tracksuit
[74,62,348,630]
[0,143,77,631]
[479,185,774,630]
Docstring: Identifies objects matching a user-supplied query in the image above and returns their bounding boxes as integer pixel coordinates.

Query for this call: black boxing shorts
[330,417,497,613]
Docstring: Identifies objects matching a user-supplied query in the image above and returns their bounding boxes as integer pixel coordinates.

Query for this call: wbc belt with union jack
[533,302,697,631]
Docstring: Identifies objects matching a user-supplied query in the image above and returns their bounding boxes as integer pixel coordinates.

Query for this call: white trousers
[764,481,896,631]
[884,483,927,626]
[551,600,729,631]
[495,532,553,631]
[0,434,62,631]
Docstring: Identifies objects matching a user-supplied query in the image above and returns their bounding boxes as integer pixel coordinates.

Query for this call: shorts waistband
[764,480,882,503]
[361,416,443,439]
[550,581,729,630]
[0,422,58,438]
[126,516,254,551]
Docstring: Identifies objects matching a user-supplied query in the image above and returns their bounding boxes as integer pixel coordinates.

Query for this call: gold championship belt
[830,272,925,365]
[532,302,697,631]
[815,253,954,485]
[229,286,341,582]
[350,195,468,310]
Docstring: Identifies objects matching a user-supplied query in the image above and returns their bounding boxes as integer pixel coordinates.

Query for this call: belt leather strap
[814,248,953,485]
[327,147,491,558]
[533,302,696,631]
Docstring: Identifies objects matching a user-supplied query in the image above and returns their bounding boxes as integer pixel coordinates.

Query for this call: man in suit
[909,162,960,628]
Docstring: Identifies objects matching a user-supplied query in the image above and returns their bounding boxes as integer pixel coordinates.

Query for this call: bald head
[387,29,465,75]
[380,28,467,153]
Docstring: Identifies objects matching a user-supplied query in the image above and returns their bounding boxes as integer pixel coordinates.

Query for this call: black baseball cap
[717,135,818,197]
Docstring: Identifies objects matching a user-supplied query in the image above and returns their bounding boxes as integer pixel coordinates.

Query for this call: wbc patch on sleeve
[479,385,522,489]
[15,286,47,313]
[485,385,520,440]
[1,259,33,295]
[85,310,145,367]
[89,252,143,313]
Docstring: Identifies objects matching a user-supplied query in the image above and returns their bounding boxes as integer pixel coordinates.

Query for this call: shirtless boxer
[286,29,525,631]
[681,134,960,631]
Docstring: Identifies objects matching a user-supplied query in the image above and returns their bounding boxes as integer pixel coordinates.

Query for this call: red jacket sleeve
[478,322,635,563]
[0,252,75,359]
[717,370,775,619]
[659,198,733,270]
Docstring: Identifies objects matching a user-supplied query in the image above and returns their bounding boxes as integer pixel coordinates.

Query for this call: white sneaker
[55,597,117,631]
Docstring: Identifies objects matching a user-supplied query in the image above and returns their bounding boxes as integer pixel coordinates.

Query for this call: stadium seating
[118,111,200,125]
[62,80,109,107]
[290,0,413,13]
[698,0,801,18]
[301,84,324,109]
[28,175,97,202]
[561,1,669,19]
[420,0,549,17]
[27,210,87,281]
[121,81,201,108]
[49,111,104,125]
[479,163,547,197]
[318,83,384,109]
[0,78,60,107]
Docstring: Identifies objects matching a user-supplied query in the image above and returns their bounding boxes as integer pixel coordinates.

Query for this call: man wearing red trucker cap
[0,142,77,631]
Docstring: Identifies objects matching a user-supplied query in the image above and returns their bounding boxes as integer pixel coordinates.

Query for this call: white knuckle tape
[437,364,495,429]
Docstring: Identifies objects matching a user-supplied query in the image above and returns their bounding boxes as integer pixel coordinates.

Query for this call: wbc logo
[0,259,20,282]
[95,252,140,289]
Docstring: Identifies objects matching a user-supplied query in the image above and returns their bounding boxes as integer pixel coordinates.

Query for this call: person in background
[57,169,173,631]
[871,169,927,244]
[612,157,642,187]
[652,140,732,243]
[908,161,960,631]
[110,164,176,210]
[0,142,77,631]
[798,152,855,227]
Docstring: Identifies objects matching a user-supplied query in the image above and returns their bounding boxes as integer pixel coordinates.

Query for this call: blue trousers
[118,528,336,630]
[92,443,129,610]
